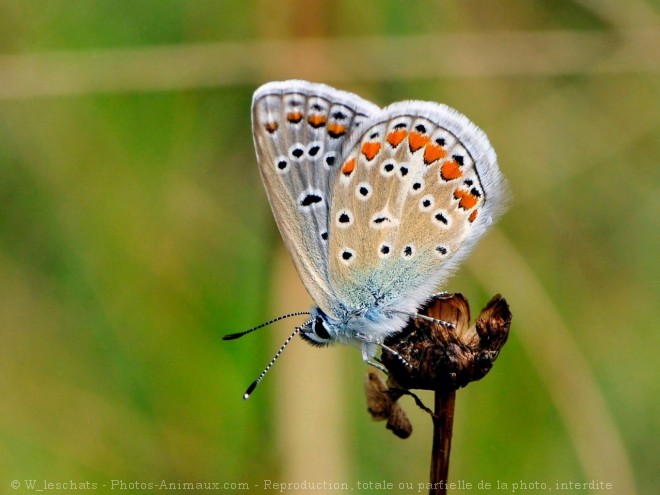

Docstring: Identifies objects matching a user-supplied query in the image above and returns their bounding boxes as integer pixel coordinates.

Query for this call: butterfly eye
[314,317,331,340]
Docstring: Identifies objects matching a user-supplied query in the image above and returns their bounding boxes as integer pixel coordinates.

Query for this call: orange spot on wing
[287,112,303,123]
[327,123,347,138]
[423,144,446,165]
[440,160,462,181]
[307,115,327,128]
[454,189,479,210]
[408,132,430,152]
[468,209,478,223]
[386,130,407,148]
[342,158,356,176]
[264,122,278,133]
[361,142,381,161]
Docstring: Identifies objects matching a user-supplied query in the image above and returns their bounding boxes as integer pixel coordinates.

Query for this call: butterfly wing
[328,101,508,316]
[252,80,380,315]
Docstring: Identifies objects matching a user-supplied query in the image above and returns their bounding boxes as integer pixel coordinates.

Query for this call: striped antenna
[243,318,313,399]
[223,311,311,340]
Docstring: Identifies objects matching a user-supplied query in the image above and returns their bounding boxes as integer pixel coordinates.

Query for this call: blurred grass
[0,0,658,494]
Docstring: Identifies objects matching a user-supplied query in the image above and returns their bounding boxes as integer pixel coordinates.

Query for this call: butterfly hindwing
[328,102,507,315]
[251,81,380,314]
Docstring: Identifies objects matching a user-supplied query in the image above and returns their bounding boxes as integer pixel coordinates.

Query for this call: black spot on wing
[300,194,323,207]
[435,212,448,224]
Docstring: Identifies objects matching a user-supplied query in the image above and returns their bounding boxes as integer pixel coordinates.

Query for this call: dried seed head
[381,293,512,392]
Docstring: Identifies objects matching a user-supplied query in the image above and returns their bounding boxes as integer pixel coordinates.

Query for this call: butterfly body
[250,80,508,370]
[303,303,411,349]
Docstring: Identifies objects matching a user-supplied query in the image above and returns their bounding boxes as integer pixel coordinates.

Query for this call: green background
[1,1,658,493]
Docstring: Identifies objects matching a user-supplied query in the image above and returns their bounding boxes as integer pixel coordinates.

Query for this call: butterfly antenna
[242,318,313,400]
[223,311,311,340]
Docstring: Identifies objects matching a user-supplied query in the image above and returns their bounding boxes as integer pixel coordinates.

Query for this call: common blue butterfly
[226,81,508,398]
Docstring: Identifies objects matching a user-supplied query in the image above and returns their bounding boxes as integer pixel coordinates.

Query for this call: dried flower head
[365,293,511,438]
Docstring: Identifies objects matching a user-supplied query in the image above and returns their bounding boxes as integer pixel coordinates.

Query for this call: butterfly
[225,80,508,398]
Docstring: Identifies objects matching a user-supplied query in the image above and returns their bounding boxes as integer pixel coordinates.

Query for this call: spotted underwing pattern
[252,80,508,359]
[253,81,379,312]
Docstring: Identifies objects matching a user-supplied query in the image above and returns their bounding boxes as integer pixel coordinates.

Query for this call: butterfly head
[299,303,413,351]
[299,307,337,347]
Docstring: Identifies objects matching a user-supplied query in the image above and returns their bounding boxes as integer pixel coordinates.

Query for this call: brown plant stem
[430,390,455,495]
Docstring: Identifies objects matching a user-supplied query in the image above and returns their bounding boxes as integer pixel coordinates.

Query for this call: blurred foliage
[0,1,658,494]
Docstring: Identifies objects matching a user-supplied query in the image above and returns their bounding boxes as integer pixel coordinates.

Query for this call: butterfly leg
[432,291,450,298]
[362,352,389,375]
[414,313,455,329]
[360,340,412,371]
[379,343,413,368]
[365,359,388,373]
[360,342,388,372]
[390,310,455,329]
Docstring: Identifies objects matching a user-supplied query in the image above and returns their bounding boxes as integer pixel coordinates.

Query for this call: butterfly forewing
[251,81,380,315]
[328,102,507,314]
